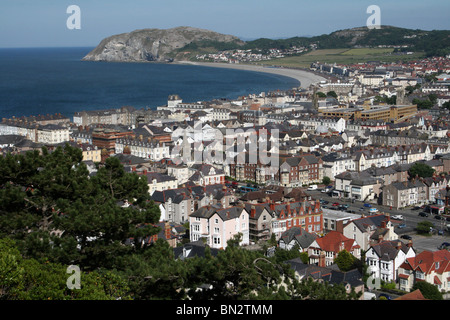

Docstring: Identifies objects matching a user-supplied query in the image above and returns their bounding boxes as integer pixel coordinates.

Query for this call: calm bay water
[0,47,299,120]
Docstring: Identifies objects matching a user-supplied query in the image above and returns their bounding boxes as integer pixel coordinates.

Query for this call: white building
[366,240,415,283]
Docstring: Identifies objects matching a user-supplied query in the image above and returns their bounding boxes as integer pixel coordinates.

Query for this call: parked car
[435,215,443,220]
[438,242,450,250]
[378,293,392,300]
[363,203,372,208]
[307,185,318,191]
[332,202,340,207]
[398,223,406,229]
[369,208,379,213]
[392,215,403,220]
[401,235,412,240]
[418,212,428,217]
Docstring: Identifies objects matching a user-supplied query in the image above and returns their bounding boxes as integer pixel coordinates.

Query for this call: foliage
[412,282,443,300]
[408,162,435,178]
[335,250,358,272]
[0,144,160,271]
[322,176,331,186]
[0,238,130,300]
[416,221,434,235]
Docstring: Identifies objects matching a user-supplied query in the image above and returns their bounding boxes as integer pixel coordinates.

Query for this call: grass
[258,48,425,68]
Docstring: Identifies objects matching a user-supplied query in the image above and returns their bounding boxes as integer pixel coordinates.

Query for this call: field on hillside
[259,48,425,68]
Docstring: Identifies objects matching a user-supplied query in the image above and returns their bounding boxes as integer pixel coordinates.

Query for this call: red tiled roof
[315,231,358,253]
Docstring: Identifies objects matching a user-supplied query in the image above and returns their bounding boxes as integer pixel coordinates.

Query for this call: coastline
[174,61,327,89]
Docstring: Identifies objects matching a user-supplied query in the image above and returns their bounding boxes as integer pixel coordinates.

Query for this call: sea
[0,47,299,121]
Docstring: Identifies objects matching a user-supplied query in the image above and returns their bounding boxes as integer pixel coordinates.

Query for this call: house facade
[398,249,450,292]
[189,206,250,249]
[366,240,415,283]
[308,231,361,267]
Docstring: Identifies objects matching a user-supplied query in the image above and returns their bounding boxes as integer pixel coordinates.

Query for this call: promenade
[175,61,327,89]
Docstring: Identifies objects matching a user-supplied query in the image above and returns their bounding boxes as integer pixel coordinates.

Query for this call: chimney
[407,240,413,248]
[164,222,171,240]
[251,205,256,218]
[318,251,326,267]
[396,241,402,251]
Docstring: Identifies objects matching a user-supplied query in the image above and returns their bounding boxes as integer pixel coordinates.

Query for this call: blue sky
[1,0,449,48]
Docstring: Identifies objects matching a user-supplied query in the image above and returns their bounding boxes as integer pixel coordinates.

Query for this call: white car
[392,215,403,220]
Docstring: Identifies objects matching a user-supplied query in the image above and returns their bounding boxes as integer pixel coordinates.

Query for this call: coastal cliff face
[82,26,243,62]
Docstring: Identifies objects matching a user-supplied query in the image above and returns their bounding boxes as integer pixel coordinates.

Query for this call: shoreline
[173,61,327,89]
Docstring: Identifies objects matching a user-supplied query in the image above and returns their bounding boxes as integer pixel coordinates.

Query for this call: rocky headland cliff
[82,26,244,62]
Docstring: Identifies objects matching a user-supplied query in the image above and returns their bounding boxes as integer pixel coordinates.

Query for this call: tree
[416,220,434,235]
[0,238,131,300]
[326,91,337,98]
[408,162,435,178]
[0,144,161,271]
[322,176,331,186]
[335,250,358,272]
[413,282,443,300]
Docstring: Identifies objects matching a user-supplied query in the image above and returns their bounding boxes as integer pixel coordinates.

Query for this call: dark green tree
[408,162,435,178]
[322,176,331,186]
[413,282,443,300]
[335,250,358,272]
[416,220,434,235]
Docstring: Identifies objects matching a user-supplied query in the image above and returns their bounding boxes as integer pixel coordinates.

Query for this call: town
[1,53,450,300]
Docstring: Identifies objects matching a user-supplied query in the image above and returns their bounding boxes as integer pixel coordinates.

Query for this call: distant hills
[83,25,450,63]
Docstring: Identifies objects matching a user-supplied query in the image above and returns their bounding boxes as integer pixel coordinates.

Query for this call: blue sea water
[0,47,299,120]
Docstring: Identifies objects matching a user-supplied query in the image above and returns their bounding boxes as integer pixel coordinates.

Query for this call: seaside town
[2,53,450,301]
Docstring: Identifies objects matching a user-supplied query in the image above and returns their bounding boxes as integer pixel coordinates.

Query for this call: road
[307,188,450,253]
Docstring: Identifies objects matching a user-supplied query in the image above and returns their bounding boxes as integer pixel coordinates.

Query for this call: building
[334,171,382,202]
[398,249,450,292]
[245,203,273,243]
[278,227,317,252]
[319,104,417,123]
[308,231,361,267]
[144,172,179,195]
[342,214,398,251]
[115,137,169,161]
[382,179,427,209]
[265,200,323,240]
[189,205,250,249]
[366,240,415,283]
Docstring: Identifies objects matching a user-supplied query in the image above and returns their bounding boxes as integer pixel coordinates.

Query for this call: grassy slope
[256,48,426,68]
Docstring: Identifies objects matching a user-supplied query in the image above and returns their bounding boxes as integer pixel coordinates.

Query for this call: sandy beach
[175,61,327,89]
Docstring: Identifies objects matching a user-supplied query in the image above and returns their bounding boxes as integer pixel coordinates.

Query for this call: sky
[0,0,449,48]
